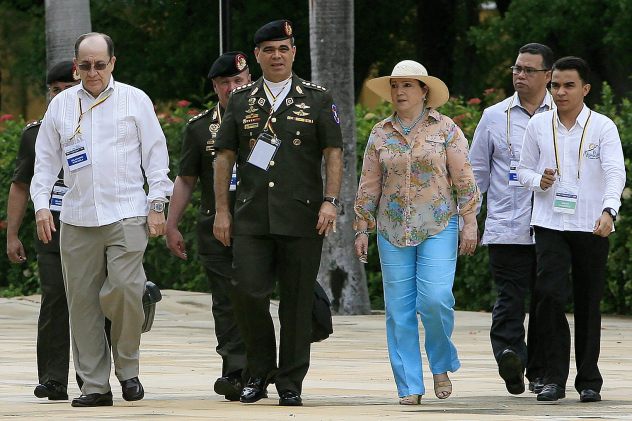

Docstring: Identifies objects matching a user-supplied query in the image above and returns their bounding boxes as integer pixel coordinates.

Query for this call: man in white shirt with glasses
[518,56,625,403]
[31,32,173,407]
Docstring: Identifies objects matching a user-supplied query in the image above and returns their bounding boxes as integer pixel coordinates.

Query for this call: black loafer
[279,390,303,406]
[120,377,144,401]
[580,389,601,403]
[71,391,113,407]
[214,376,243,401]
[498,349,525,394]
[537,383,565,402]
[240,377,268,403]
[34,380,68,400]
[529,377,544,394]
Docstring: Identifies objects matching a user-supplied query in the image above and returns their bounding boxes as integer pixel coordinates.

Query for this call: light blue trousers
[377,216,460,397]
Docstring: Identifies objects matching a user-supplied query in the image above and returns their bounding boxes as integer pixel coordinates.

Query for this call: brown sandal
[433,373,452,399]
[399,394,422,405]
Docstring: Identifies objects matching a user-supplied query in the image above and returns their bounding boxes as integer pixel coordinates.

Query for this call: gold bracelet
[354,230,369,238]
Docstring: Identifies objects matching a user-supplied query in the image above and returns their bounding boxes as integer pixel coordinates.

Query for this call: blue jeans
[377,216,460,397]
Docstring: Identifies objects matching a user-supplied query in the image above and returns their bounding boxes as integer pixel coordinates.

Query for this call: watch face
[151,202,165,212]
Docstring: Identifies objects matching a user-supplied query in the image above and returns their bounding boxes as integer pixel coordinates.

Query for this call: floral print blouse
[354,109,480,247]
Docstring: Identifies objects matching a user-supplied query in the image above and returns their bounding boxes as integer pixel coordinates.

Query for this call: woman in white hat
[354,60,479,404]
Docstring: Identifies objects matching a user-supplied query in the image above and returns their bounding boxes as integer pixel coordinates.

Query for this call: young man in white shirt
[470,43,554,396]
[31,32,173,407]
[518,56,625,403]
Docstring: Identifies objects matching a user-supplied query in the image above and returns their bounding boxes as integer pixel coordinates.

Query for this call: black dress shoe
[240,377,268,403]
[279,390,303,406]
[537,383,566,401]
[529,377,545,394]
[214,376,243,401]
[34,380,68,400]
[498,349,525,395]
[120,377,144,401]
[580,389,601,403]
[71,391,113,407]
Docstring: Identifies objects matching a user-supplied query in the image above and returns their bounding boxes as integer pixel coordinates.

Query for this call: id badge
[229,163,238,191]
[64,137,91,172]
[508,159,521,187]
[553,181,579,214]
[247,131,281,171]
[49,181,68,212]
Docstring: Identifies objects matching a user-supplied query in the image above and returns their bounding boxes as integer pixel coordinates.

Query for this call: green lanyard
[551,109,592,180]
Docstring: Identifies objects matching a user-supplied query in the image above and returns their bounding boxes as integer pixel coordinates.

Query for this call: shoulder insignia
[300,80,327,91]
[187,109,211,124]
[23,119,42,131]
[231,82,255,95]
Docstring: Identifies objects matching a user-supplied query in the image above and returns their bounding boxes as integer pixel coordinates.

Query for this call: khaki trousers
[60,217,147,395]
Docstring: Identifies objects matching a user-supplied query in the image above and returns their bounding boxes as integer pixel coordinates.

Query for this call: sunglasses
[77,59,111,72]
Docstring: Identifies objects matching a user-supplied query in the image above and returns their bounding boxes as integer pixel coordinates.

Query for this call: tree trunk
[45,0,91,70]
[309,0,371,315]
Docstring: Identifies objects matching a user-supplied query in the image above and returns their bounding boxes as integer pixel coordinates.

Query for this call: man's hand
[7,236,27,263]
[166,227,187,260]
[148,210,166,237]
[35,209,55,244]
[213,210,232,247]
[316,201,337,236]
[593,213,614,237]
[540,168,557,190]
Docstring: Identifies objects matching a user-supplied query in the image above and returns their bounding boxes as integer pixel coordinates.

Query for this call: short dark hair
[518,43,554,69]
[552,56,591,84]
[74,32,114,58]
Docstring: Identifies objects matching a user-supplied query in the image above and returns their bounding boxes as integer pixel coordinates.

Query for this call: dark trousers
[36,250,70,386]
[232,234,323,394]
[533,226,608,392]
[198,252,247,378]
[489,244,543,381]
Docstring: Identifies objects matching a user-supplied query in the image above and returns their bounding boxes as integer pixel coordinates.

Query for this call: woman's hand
[459,216,478,256]
[354,232,369,262]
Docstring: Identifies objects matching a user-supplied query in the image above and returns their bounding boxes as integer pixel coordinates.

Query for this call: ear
[211,79,219,95]
[254,47,260,64]
[583,83,591,97]
[110,55,117,71]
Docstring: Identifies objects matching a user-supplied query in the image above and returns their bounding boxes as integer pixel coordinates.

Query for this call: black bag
[311,282,333,342]
[142,280,162,333]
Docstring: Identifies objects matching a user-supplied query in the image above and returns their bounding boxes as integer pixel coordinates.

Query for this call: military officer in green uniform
[213,19,343,407]
[166,51,251,401]
[6,61,79,400]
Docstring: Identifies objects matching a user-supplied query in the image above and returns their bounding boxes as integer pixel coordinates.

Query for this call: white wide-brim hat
[366,60,450,108]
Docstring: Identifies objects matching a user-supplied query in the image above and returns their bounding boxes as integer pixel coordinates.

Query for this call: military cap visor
[47,60,76,84]
[254,19,293,45]
[208,51,249,79]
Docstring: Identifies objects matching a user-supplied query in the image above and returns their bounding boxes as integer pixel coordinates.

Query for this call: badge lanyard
[69,93,112,141]
[551,109,592,180]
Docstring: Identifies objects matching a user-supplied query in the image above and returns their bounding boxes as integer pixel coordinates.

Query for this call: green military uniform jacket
[12,120,62,253]
[214,74,343,238]
[179,104,236,254]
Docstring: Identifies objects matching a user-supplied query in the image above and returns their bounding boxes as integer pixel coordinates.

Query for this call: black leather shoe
[120,377,144,401]
[580,389,601,403]
[279,390,303,406]
[34,380,68,400]
[529,377,545,394]
[214,376,243,401]
[240,377,268,403]
[498,349,525,394]
[71,391,113,407]
[537,384,566,401]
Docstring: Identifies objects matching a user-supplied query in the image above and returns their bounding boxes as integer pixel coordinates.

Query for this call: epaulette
[23,119,42,132]
[301,80,327,92]
[231,82,255,94]
[187,109,211,124]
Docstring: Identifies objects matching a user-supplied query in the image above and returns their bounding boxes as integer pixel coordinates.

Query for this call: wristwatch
[603,207,617,221]
[150,201,166,213]
[323,196,340,208]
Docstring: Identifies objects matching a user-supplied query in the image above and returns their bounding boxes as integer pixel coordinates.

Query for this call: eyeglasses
[510,66,549,76]
[77,59,111,72]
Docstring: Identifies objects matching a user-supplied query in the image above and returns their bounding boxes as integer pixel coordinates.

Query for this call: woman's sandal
[433,373,452,399]
[398,394,422,405]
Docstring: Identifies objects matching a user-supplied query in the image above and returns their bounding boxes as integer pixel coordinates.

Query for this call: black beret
[253,19,293,45]
[208,51,249,79]
[46,60,76,84]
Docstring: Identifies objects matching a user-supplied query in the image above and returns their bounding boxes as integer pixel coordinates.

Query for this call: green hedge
[2,86,632,314]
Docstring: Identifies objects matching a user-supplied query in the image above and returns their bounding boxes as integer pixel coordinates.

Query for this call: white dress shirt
[518,105,625,233]
[470,91,553,245]
[31,77,174,227]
